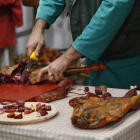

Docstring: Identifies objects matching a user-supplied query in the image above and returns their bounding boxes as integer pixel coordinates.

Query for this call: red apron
[0,0,23,49]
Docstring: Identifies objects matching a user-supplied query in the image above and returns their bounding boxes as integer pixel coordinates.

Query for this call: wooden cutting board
[0,83,58,102]
[0,102,58,125]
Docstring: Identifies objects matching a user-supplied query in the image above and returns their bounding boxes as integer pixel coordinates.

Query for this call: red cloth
[0,0,23,49]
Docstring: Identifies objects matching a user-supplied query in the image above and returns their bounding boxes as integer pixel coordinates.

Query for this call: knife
[20,51,38,80]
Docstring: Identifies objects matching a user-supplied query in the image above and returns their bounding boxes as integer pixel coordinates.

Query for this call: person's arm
[36,0,66,28]
[26,0,66,57]
[37,0,135,83]
[72,0,135,61]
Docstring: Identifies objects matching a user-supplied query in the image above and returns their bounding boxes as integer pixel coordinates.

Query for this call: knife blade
[20,51,38,80]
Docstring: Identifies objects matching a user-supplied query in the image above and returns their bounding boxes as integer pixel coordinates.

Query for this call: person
[0,0,23,69]
[26,0,140,89]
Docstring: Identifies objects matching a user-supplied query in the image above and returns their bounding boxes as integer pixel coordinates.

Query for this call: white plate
[0,102,58,125]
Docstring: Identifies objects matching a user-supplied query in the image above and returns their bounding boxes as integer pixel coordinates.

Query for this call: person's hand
[37,45,83,83]
[37,54,72,83]
[26,29,45,58]
[26,19,48,57]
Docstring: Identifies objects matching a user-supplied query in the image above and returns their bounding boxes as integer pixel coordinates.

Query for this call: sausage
[95,86,107,95]
[35,79,74,102]
[57,79,73,91]
[123,89,137,98]
[35,88,69,102]
[105,88,138,100]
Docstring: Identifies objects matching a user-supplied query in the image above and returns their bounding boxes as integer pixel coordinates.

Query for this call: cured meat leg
[0,63,106,84]
[29,64,106,84]
[71,95,140,129]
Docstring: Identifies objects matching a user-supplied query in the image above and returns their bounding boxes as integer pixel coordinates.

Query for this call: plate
[0,102,58,125]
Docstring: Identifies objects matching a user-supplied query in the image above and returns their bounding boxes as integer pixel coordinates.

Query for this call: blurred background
[0,0,85,85]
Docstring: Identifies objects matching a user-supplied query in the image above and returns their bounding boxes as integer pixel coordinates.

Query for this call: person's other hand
[37,54,72,83]
[26,29,45,58]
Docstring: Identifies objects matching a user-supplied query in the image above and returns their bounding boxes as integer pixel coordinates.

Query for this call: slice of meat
[44,105,51,111]
[17,107,25,112]
[39,110,48,116]
[14,113,23,119]
[3,105,14,110]
[7,112,15,118]
[0,108,6,114]
[16,100,25,107]
[5,109,16,113]
[24,107,34,114]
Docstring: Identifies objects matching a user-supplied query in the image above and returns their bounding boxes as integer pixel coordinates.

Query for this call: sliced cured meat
[16,100,25,107]
[0,108,6,114]
[24,107,34,114]
[5,109,17,113]
[14,113,23,119]
[7,112,15,118]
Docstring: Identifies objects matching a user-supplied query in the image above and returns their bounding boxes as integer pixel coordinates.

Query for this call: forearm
[36,0,66,28]
[72,0,135,61]
[63,45,83,62]
[33,19,49,33]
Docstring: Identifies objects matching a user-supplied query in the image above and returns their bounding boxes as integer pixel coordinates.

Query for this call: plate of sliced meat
[0,101,58,125]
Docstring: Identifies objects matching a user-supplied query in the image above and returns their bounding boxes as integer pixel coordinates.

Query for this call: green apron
[85,55,140,89]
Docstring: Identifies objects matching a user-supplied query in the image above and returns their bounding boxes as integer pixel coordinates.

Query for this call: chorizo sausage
[123,89,137,98]
[35,79,74,102]
[95,86,107,95]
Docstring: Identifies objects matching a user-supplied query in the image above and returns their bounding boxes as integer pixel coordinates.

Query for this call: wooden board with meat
[0,101,58,125]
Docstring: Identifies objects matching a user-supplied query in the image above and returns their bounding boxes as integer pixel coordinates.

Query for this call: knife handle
[30,51,39,61]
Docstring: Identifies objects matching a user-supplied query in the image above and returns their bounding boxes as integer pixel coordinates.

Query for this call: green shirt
[36,0,140,89]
